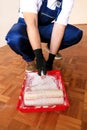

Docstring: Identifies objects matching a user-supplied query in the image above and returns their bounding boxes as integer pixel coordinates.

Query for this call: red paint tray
[17,70,69,112]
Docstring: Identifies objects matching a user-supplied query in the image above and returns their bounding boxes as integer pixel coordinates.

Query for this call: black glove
[46,53,55,70]
[34,49,47,76]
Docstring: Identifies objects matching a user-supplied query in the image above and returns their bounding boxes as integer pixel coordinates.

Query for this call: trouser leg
[60,24,83,50]
[5,19,35,62]
[39,23,83,50]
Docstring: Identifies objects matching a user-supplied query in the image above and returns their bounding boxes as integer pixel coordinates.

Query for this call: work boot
[45,47,62,60]
[26,61,36,72]
[55,52,62,60]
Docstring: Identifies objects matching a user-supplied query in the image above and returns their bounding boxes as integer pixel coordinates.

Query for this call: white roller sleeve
[24,72,64,106]
[24,90,64,100]
[24,97,64,106]
[25,74,59,90]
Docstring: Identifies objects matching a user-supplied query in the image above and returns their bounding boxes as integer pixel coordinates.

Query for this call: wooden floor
[0,24,87,130]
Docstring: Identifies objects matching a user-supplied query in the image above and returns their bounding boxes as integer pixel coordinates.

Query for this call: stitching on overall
[38,0,62,25]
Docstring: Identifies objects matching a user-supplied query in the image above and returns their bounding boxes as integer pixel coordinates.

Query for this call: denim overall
[6,0,83,62]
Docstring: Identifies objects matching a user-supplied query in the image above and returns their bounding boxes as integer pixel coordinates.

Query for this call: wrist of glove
[34,49,47,76]
[46,53,55,70]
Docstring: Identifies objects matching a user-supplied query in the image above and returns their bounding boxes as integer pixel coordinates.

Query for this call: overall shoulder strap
[58,0,62,2]
[42,0,47,2]
[57,0,62,8]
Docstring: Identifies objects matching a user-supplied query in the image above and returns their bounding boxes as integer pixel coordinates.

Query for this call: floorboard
[0,24,87,130]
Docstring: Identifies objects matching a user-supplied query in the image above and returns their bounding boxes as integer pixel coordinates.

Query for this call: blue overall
[5,0,83,62]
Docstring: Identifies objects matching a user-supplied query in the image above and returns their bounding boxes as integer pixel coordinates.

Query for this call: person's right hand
[34,49,47,76]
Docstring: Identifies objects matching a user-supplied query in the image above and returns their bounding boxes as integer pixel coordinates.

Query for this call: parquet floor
[0,24,87,130]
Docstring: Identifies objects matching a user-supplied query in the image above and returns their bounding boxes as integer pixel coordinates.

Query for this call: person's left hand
[34,49,47,76]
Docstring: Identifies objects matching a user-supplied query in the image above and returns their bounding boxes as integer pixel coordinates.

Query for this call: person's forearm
[27,23,41,50]
[50,23,66,54]
[23,13,41,50]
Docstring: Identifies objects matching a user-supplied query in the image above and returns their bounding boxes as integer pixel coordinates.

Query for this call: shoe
[55,52,62,60]
[26,61,36,73]
[45,47,62,60]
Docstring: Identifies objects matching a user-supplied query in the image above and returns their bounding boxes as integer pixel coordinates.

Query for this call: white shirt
[19,0,74,25]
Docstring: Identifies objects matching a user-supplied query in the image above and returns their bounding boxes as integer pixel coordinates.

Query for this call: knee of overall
[5,22,27,50]
[75,29,83,43]
[65,25,83,46]
[5,31,23,55]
